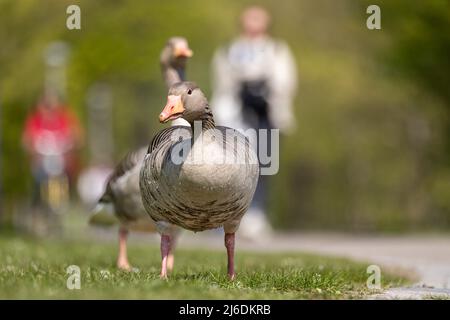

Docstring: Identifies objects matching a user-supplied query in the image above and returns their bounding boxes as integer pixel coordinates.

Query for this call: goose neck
[200,116,215,131]
[190,115,216,133]
[162,64,185,88]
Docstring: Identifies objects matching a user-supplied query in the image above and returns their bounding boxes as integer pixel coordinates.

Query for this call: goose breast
[140,127,259,232]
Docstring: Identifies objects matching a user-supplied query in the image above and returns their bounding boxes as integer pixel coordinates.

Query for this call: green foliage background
[1,0,449,231]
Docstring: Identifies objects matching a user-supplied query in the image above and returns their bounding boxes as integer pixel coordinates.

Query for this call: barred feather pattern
[101,147,149,224]
[140,125,259,233]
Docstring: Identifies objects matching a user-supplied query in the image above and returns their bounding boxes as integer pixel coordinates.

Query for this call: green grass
[0,235,409,299]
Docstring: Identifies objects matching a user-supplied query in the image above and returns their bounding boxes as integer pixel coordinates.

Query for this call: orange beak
[159,95,185,123]
[174,45,193,58]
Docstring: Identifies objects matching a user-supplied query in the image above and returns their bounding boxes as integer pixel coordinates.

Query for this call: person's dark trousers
[239,79,273,218]
[248,118,272,216]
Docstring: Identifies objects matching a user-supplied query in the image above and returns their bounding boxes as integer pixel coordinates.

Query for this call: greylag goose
[160,37,192,127]
[140,82,259,279]
[90,37,193,271]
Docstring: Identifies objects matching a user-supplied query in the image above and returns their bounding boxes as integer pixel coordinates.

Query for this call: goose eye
[187,89,192,95]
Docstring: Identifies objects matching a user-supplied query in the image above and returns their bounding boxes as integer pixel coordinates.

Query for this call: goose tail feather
[88,202,119,226]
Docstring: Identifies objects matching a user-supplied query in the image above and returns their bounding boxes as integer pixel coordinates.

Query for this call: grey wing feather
[100,147,148,203]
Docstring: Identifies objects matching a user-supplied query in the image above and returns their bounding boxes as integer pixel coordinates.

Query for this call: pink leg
[224,233,236,280]
[117,227,131,271]
[167,253,175,272]
[160,234,172,279]
[167,234,177,272]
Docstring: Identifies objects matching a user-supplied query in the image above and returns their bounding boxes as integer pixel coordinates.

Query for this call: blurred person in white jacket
[211,6,298,239]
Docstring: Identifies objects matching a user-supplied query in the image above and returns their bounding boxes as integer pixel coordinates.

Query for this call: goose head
[160,37,193,71]
[159,82,214,127]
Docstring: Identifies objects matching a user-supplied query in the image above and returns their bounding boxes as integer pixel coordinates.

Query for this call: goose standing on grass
[140,82,260,279]
[90,37,193,271]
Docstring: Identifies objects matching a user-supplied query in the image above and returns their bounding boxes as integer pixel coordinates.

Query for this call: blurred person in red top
[22,91,83,207]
